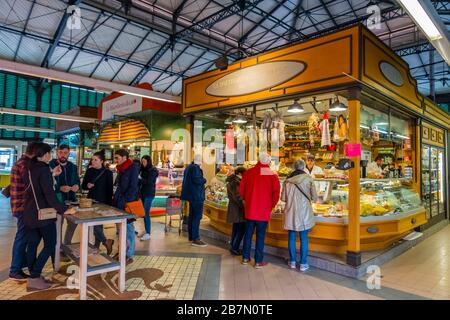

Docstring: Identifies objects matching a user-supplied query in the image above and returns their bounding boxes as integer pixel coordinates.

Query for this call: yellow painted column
[413,125,421,194]
[346,93,361,266]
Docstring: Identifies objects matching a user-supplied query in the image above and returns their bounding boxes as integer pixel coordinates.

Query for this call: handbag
[1,185,10,198]
[125,199,145,218]
[29,170,57,220]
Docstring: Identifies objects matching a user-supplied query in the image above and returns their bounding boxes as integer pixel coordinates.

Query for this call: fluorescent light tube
[398,0,442,40]
[373,128,388,134]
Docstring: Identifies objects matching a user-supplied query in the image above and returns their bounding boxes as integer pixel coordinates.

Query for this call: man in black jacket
[181,154,207,247]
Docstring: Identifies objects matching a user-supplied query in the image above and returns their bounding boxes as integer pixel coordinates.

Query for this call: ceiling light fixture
[397,0,450,65]
[398,0,442,41]
[224,117,234,125]
[287,99,305,113]
[0,124,54,133]
[0,107,96,123]
[233,114,247,124]
[329,96,347,112]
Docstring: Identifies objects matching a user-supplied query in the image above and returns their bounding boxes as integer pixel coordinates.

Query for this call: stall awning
[98,119,150,144]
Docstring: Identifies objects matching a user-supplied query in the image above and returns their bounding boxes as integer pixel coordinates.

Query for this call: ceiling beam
[13,0,37,61]
[0,58,181,103]
[395,42,433,56]
[0,24,183,78]
[129,0,264,86]
[41,0,83,68]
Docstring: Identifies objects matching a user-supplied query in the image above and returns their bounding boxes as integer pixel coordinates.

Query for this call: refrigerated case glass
[422,145,446,219]
[438,149,446,216]
[421,146,431,217]
[430,147,439,217]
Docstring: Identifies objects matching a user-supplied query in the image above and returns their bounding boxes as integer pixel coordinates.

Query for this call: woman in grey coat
[226,167,246,255]
[281,159,318,272]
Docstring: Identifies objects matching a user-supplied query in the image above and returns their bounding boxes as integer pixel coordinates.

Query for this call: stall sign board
[102,95,142,120]
[345,143,362,157]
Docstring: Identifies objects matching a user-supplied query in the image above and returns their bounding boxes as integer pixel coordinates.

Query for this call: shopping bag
[125,199,145,218]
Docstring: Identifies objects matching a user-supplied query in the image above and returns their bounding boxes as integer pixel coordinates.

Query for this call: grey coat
[226,175,245,224]
[281,173,318,232]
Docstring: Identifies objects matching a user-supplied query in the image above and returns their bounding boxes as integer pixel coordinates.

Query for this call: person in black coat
[180,154,207,247]
[23,143,76,291]
[139,155,159,241]
[226,167,246,255]
[81,150,114,255]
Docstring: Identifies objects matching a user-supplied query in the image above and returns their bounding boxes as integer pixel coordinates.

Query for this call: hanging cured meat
[333,116,340,142]
[319,111,331,147]
[308,113,320,147]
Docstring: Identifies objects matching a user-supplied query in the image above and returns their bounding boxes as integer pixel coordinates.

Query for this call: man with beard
[49,144,80,245]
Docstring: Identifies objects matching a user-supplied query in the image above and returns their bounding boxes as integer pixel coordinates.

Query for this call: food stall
[182,24,450,266]
[97,84,186,215]
[55,106,98,175]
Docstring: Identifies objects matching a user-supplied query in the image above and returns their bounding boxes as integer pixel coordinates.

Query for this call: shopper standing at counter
[139,155,159,241]
[181,154,208,247]
[281,159,318,272]
[113,149,139,264]
[240,153,280,268]
[49,144,80,246]
[81,150,114,255]
[226,166,247,256]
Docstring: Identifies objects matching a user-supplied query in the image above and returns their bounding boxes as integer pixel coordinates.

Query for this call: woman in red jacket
[239,153,280,268]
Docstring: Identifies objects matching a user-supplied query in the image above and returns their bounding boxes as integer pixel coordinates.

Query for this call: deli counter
[204,172,426,254]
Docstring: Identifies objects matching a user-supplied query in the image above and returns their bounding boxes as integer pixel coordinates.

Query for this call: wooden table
[54,203,134,300]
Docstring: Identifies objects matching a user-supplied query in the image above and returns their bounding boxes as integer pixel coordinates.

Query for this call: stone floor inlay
[0,255,203,300]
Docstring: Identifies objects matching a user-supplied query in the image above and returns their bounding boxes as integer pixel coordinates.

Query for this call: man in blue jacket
[49,144,80,245]
[181,154,207,247]
[113,149,139,264]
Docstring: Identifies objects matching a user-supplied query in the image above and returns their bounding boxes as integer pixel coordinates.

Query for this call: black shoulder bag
[293,183,311,202]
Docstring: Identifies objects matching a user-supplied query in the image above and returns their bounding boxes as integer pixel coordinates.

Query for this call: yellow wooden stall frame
[182,24,448,260]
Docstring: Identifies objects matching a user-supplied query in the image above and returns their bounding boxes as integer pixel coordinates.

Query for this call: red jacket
[239,162,280,222]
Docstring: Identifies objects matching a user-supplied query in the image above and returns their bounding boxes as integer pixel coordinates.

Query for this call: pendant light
[233,110,248,124]
[287,99,304,113]
[329,96,347,112]
[224,116,233,125]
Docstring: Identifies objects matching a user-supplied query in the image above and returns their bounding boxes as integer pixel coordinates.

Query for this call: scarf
[287,169,306,179]
[116,158,133,173]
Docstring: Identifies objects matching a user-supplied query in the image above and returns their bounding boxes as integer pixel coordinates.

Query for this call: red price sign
[344,143,361,157]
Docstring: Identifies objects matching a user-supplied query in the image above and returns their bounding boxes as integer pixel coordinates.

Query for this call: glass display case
[359,178,422,218]
[155,167,185,195]
[422,145,446,219]
[205,174,423,221]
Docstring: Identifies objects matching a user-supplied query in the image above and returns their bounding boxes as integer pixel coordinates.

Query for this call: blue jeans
[142,196,154,234]
[10,213,27,274]
[288,230,310,265]
[230,222,246,251]
[126,222,135,258]
[26,222,57,278]
[242,220,268,264]
[188,201,203,241]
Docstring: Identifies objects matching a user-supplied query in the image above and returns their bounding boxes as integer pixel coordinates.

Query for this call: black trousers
[26,222,57,278]
[230,222,246,251]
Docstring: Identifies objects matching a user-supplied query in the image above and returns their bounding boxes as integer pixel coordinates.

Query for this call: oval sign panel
[206,61,306,97]
[379,61,404,87]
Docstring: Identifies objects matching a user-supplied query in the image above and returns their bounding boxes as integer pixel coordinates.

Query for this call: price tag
[344,143,361,157]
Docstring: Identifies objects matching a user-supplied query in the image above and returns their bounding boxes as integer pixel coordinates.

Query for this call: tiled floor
[374,225,450,300]
[0,195,449,300]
